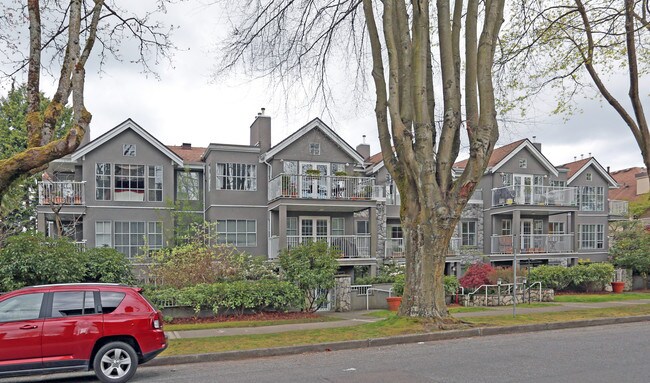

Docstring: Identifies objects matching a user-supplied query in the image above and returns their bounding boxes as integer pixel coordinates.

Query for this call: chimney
[356,135,370,160]
[531,136,542,153]
[181,143,192,149]
[607,166,610,173]
[250,107,271,152]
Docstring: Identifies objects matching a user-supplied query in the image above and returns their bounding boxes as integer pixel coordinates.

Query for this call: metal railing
[384,237,462,258]
[609,200,629,217]
[38,181,86,205]
[269,235,372,258]
[490,234,574,254]
[387,188,482,206]
[464,281,542,306]
[491,185,577,207]
[268,173,378,201]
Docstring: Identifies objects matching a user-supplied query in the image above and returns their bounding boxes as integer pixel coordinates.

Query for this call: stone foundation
[462,288,554,307]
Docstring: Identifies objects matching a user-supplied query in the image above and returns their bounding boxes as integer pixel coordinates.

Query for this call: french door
[514,174,533,204]
[300,162,329,198]
[299,217,329,243]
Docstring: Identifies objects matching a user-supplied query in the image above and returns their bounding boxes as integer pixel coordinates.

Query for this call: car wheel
[93,341,138,383]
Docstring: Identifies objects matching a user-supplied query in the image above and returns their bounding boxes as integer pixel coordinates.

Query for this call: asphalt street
[7,321,649,383]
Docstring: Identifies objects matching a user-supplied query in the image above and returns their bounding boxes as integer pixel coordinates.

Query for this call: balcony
[38,181,86,206]
[384,237,461,258]
[491,234,574,254]
[268,174,379,201]
[492,185,577,207]
[268,235,372,259]
[387,189,482,206]
[609,200,629,217]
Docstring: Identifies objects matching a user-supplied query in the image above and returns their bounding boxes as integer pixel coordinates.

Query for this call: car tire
[93,341,138,383]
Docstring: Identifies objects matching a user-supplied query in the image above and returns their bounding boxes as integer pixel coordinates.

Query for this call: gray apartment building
[35,112,625,276]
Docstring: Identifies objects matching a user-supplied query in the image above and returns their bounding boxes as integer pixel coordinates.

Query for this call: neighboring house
[35,114,623,277]
[609,167,649,219]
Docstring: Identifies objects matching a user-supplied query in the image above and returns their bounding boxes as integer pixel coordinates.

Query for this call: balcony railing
[268,174,378,201]
[268,235,372,259]
[38,181,86,206]
[491,234,574,254]
[387,188,482,206]
[491,185,577,207]
[384,237,461,258]
[609,200,629,217]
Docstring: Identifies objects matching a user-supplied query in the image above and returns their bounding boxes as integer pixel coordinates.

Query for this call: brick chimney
[250,107,271,152]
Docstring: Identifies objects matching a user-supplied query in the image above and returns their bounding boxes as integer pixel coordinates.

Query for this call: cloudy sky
[1,1,646,172]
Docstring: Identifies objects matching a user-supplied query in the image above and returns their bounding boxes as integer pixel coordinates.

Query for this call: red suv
[0,283,167,383]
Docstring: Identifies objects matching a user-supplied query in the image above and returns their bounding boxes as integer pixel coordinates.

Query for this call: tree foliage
[459,262,495,289]
[610,220,650,284]
[85,247,135,285]
[0,1,176,200]
[278,241,340,313]
[217,0,506,320]
[501,0,650,178]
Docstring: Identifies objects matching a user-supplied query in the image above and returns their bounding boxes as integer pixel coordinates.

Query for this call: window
[578,186,604,211]
[519,159,527,168]
[332,163,346,175]
[501,173,512,186]
[332,218,345,236]
[283,160,298,174]
[114,221,145,258]
[100,292,125,314]
[114,164,145,202]
[0,293,44,322]
[501,219,512,235]
[549,222,565,234]
[309,143,320,155]
[533,175,544,186]
[216,220,256,247]
[123,144,136,157]
[95,163,111,201]
[50,291,90,317]
[95,221,112,248]
[534,219,544,234]
[390,226,403,239]
[148,165,163,201]
[586,173,593,181]
[177,171,200,200]
[356,220,369,235]
[148,222,163,250]
[216,163,257,191]
[287,217,298,236]
[579,224,604,249]
[461,221,477,246]
[550,180,566,188]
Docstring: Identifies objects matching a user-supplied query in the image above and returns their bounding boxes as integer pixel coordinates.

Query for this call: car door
[41,290,103,368]
[0,292,45,370]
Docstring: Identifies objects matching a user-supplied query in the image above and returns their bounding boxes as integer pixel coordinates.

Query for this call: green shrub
[392,273,405,296]
[443,275,460,295]
[84,247,135,284]
[0,231,87,290]
[144,280,302,316]
[528,265,572,290]
[529,263,614,292]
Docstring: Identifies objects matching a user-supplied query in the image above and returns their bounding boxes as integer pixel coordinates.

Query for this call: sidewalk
[166,299,650,340]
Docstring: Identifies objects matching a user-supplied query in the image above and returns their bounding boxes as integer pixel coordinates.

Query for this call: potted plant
[611,281,625,293]
[281,174,297,197]
[387,274,404,311]
[305,169,321,179]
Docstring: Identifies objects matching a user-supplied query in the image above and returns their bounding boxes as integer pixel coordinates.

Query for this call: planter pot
[611,281,625,293]
[386,296,402,312]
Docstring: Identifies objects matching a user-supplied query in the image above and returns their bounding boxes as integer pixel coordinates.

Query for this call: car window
[0,293,44,322]
[50,291,85,317]
[100,292,126,314]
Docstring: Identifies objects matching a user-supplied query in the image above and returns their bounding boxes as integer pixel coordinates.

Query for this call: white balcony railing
[387,188,481,206]
[609,200,629,217]
[491,234,574,254]
[384,237,461,258]
[268,235,372,259]
[492,185,577,207]
[268,174,378,201]
[38,181,86,205]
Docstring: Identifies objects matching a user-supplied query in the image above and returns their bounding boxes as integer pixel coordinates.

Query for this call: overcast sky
[1,1,647,172]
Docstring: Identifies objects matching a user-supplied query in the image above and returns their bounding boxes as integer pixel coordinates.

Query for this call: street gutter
[146,314,650,367]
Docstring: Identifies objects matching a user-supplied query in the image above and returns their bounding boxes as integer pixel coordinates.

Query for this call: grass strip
[162,304,650,356]
[554,292,650,303]
[165,316,340,332]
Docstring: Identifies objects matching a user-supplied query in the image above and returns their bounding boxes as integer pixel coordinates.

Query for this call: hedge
[528,263,615,292]
[144,280,303,316]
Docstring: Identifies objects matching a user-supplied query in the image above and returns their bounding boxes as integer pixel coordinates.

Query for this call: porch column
[369,206,377,259]
[491,214,497,254]
[569,211,578,253]
[513,210,521,267]
[279,205,287,252]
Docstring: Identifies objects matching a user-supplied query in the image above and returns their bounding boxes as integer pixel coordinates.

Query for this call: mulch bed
[167,311,320,325]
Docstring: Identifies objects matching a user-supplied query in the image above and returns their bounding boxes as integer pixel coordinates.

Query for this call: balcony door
[514,174,533,204]
[300,162,329,199]
[299,217,329,243]
[520,219,533,251]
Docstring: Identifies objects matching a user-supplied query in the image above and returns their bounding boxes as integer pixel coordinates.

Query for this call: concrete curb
[146,315,650,367]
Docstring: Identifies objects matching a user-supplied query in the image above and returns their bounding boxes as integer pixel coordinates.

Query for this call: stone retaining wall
[462,288,554,307]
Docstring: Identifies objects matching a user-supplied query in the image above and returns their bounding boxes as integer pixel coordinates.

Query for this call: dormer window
[123,144,136,157]
[309,143,321,155]
[518,159,527,168]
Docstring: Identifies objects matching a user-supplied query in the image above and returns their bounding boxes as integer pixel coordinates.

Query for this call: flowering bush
[459,263,494,289]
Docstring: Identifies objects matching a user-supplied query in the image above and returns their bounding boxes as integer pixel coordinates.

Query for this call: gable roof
[454,139,558,176]
[71,119,184,166]
[261,118,365,164]
[168,145,207,163]
[609,167,647,200]
[560,157,618,187]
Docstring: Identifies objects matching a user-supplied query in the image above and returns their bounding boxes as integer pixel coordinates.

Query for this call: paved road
[7,322,649,383]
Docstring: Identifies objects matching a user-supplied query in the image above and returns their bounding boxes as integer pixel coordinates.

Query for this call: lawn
[554,292,650,303]
[165,316,340,332]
